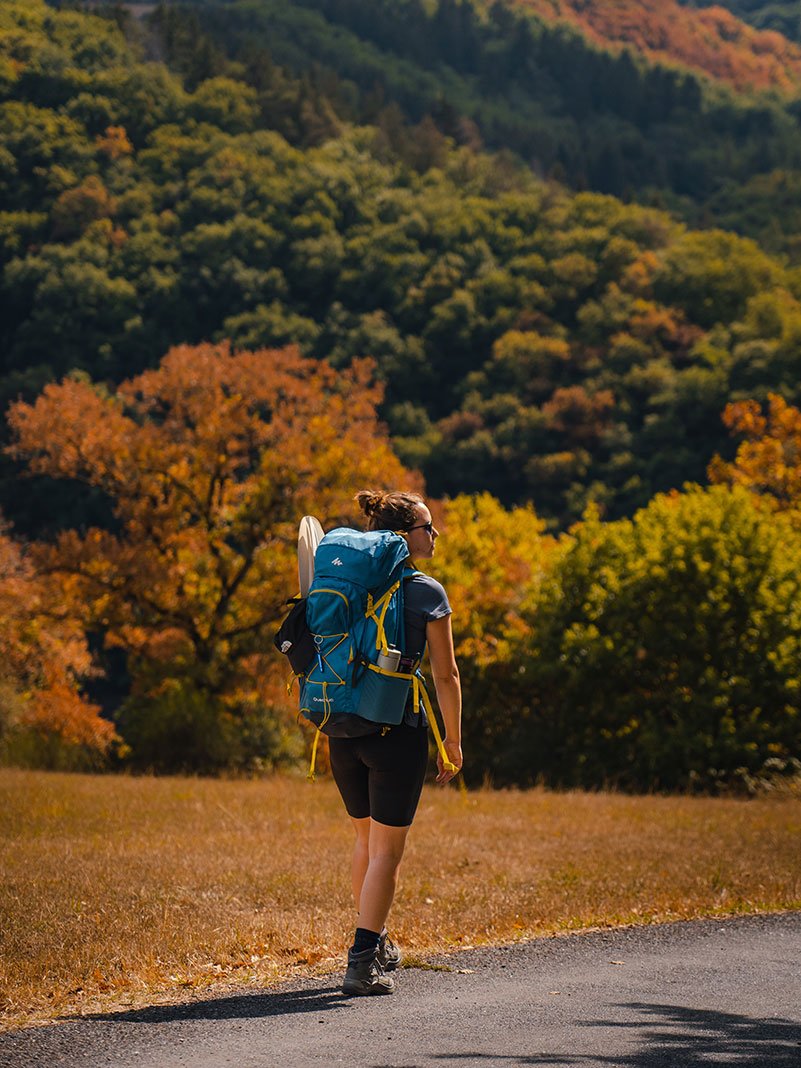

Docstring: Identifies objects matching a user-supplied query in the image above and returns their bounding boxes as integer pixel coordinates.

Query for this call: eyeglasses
[407,521,435,535]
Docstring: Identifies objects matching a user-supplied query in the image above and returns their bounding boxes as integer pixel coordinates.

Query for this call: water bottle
[376,647,401,672]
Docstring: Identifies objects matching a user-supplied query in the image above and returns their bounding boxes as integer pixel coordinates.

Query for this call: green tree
[653,230,784,328]
[509,484,801,791]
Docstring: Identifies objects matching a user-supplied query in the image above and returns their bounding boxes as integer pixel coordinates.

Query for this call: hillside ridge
[504,0,801,92]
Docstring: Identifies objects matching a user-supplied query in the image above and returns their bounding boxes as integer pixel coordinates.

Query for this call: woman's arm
[425,614,462,783]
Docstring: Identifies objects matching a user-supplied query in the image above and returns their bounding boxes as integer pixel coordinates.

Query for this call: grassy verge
[1,768,799,1030]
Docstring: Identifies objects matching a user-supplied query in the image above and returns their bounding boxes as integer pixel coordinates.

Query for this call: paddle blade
[298,515,324,596]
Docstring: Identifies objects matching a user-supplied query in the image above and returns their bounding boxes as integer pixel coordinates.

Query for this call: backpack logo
[331,557,343,566]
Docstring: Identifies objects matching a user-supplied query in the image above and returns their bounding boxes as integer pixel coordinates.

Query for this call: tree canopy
[4,2,801,526]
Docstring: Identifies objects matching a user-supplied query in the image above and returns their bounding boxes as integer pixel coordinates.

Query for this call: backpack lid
[313,528,409,589]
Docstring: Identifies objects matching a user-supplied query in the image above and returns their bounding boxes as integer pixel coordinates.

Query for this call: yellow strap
[308,729,321,783]
[286,669,303,696]
[374,583,398,653]
[307,682,332,783]
[414,674,458,776]
[365,581,401,655]
[366,662,412,679]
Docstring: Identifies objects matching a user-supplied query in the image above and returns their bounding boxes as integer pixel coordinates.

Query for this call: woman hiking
[332,489,463,997]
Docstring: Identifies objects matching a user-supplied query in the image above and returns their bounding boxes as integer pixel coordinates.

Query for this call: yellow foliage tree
[708,392,801,517]
[427,493,557,775]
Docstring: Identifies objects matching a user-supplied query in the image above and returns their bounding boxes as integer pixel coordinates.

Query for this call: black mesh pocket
[274,598,316,674]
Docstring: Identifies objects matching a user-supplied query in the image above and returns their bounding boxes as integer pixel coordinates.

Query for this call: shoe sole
[342,978,394,996]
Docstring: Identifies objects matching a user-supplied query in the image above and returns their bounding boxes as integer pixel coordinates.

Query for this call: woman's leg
[332,727,425,991]
[356,818,411,933]
[349,815,371,910]
[349,814,410,931]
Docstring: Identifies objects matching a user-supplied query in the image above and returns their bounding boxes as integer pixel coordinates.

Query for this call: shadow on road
[417,1002,801,1067]
[587,1003,801,1067]
[65,984,346,1025]
[60,997,801,1067]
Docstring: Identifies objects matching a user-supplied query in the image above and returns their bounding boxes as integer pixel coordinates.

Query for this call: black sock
[352,927,381,954]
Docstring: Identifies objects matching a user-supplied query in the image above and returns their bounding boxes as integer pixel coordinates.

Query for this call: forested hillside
[507,0,801,92]
[3,0,801,530]
[170,0,801,259]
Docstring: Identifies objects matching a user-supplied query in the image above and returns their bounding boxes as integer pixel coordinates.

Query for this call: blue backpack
[297,527,418,740]
[275,525,458,781]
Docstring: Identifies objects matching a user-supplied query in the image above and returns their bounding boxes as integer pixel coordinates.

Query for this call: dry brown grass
[1,768,799,1031]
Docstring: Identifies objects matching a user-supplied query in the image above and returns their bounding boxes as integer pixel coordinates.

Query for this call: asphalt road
[2,912,800,1068]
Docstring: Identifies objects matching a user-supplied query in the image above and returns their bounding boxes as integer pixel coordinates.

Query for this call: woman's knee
[351,815,371,842]
[368,820,410,866]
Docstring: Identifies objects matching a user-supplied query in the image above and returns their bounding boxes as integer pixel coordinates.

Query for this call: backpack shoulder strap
[364,558,415,657]
[365,575,402,657]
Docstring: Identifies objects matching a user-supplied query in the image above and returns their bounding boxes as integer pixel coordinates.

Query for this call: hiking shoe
[378,931,401,972]
[342,946,394,996]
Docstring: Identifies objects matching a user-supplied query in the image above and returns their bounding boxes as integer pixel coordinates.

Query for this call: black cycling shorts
[328,722,429,828]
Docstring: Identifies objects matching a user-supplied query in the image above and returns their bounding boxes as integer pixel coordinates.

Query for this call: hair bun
[355,489,384,516]
[354,489,425,531]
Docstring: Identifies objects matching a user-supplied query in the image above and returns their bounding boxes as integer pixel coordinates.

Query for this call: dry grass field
[1,768,799,1031]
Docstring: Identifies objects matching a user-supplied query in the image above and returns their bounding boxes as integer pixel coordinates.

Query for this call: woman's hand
[436,738,463,784]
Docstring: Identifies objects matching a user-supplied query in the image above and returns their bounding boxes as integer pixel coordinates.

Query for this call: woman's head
[354,489,438,559]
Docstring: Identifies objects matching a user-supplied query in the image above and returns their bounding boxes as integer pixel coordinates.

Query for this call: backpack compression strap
[365,580,401,655]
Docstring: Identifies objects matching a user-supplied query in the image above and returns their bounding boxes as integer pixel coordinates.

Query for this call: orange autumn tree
[708,393,801,519]
[7,343,415,771]
[0,520,116,763]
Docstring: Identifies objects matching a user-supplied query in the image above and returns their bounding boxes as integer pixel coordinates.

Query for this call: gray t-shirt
[402,571,451,726]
